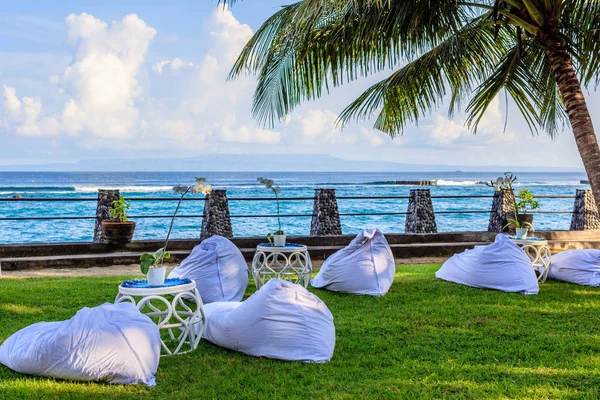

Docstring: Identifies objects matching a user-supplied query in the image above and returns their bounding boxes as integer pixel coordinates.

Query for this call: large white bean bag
[169,235,248,303]
[0,302,160,386]
[435,234,539,295]
[549,249,600,286]
[202,279,335,362]
[311,228,395,296]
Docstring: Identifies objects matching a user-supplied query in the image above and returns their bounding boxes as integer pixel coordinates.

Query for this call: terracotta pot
[101,221,136,244]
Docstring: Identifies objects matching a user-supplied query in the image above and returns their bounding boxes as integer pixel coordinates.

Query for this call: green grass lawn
[2,265,600,399]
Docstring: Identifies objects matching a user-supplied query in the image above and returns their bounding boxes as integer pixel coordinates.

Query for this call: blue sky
[0,0,596,169]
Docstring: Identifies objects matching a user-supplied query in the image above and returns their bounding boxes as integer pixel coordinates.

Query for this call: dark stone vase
[101,221,136,244]
[517,214,534,227]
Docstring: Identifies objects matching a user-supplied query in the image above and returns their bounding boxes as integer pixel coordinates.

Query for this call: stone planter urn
[101,221,136,244]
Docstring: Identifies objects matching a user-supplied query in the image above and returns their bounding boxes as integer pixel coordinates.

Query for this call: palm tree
[223,1,600,209]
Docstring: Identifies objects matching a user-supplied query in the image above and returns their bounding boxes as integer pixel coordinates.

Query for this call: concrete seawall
[1,230,599,271]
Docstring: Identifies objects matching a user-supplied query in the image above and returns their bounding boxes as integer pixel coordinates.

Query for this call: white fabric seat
[169,235,248,303]
[435,234,539,295]
[202,279,335,362]
[0,303,160,386]
[549,249,600,286]
[311,228,395,296]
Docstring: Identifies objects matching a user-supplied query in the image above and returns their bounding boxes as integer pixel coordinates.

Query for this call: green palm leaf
[222,0,600,212]
[229,0,466,126]
[338,21,505,136]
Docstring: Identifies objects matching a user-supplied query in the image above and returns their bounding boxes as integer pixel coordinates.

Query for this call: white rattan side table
[510,237,552,283]
[251,243,312,289]
[115,278,206,355]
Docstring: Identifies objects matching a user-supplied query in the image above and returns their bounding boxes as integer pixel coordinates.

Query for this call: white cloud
[2,85,60,136]
[58,13,156,138]
[360,127,389,147]
[176,7,276,145]
[218,124,280,144]
[208,5,253,64]
[152,60,169,74]
[423,97,517,147]
[284,108,359,145]
[2,85,21,115]
[1,7,393,152]
[157,118,195,136]
[153,58,194,73]
[425,116,466,145]
[5,6,563,165]
[1,13,156,139]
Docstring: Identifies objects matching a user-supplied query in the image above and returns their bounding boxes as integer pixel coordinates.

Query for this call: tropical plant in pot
[493,173,539,239]
[140,177,213,286]
[507,189,539,238]
[257,177,285,247]
[102,195,136,244]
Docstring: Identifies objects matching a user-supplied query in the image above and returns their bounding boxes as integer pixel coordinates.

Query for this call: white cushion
[0,303,160,386]
[311,228,395,296]
[169,235,248,303]
[549,249,600,286]
[435,234,539,295]
[202,279,335,362]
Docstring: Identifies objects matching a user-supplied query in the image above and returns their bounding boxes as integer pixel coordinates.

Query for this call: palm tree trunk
[542,32,600,212]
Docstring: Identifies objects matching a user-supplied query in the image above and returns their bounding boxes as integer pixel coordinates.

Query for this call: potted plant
[140,177,212,286]
[515,188,540,228]
[257,177,285,246]
[505,216,534,239]
[102,195,136,244]
[492,173,539,238]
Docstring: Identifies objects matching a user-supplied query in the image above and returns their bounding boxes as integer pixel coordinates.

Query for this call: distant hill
[0,154,584,172]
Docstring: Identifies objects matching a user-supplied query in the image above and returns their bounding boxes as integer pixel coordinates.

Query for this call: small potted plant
[102,195,136,244]
[497,174,539,239]
[257,177,285,247]
[506,188,539,238]
[504,215,534,239]
[515,189,540,227]
[140,177,212,286]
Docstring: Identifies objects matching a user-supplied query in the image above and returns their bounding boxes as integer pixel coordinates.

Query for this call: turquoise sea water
[0,171,588,244]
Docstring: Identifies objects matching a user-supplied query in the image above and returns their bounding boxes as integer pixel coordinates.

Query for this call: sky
[0,0,597,169]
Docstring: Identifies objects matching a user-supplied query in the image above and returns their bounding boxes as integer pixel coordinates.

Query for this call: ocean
[0,171,588,244]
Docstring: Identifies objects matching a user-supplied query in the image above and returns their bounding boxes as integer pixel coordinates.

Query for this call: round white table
[510,238,551,283]
[251,243,313,289]
[115,278,206,356]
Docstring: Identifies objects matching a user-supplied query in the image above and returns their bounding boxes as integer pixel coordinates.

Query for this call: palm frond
[338,22,505,136]
[229,0,468,126]
[224,0,595,141]
[466,39,567,137]
[561,0,600,87]
[466,44,538,132]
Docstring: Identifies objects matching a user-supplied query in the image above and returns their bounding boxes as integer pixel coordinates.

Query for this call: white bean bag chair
[435,234,539,295]
[549,249,600,286]
[169,235,248,303]
[202,279,335,362]
[0,302,160,386]
[311,228,395,296]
